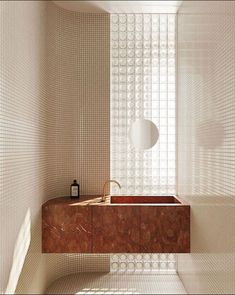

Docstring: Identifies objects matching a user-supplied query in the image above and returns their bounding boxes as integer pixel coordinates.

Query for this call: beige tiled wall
[0,1,49,293]
[47,3,110,197]
[38,5,111,290]
[177,1,235,294]
[1,1,111,294]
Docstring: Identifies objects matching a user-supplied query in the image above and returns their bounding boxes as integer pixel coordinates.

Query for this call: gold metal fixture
[101,179,121,202]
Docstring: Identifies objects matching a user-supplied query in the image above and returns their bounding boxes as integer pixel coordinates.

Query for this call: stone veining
[42,195,190,253]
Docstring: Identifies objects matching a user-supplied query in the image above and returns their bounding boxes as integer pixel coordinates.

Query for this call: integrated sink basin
[42,195,190,253]
[110,195,181,204]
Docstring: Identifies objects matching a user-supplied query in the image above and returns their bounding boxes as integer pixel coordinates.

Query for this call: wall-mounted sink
[42,195,190,253]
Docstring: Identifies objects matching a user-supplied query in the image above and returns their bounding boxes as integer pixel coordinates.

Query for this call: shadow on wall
[196,120,224,149]
[5,209,31,294]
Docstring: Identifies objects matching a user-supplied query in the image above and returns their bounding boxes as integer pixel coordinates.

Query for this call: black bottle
[70,180,80,198]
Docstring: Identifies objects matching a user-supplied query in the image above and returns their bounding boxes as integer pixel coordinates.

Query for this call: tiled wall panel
[37,3,111,291]
[0,1,49,293]
[47,4,110,197]
[1,2,111,293]
[177,1,235,294]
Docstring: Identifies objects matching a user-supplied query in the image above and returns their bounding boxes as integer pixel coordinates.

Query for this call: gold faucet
[101,179,121,202]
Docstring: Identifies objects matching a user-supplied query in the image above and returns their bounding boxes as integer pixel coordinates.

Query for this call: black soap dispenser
[70,180,80,198]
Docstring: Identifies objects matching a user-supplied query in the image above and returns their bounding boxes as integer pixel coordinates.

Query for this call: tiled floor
[46,273,187,294]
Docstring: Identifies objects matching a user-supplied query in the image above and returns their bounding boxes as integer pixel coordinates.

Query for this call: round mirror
[128,119,159,150]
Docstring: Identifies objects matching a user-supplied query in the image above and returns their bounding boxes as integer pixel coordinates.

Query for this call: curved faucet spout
[101,179,121,202]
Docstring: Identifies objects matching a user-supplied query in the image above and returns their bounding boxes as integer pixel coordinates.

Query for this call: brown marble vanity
[42,195,190,253]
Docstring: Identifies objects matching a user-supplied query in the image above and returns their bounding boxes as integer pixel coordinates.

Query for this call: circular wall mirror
[128,119,159,150]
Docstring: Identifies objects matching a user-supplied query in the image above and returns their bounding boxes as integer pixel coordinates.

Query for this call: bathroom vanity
[42,195,190,253]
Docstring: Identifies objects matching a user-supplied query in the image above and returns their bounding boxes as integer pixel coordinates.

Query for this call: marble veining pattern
[42,196,190,253]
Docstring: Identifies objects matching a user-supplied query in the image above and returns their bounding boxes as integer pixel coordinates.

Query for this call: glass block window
[110,253,177,273]
[111,14,176,195]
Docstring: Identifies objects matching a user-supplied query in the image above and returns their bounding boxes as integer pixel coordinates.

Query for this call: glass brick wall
[110,253,177,273]
[111,14,176,196]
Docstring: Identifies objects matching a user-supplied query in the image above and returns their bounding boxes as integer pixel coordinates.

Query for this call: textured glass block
[127,41,134,49]
[127,92,134,100]
[112,24,119,32]
[136,24,143,32]
[152,33,159,40]
[144,15,151,23]
[111,262,118,270]
[119,32,127,40]
[144,75,151,83]
[127,75,134,83]
[143,67,150,74]
[144,49,150,57]
[127,32,134,40]
[135,14,142,23]
[135,109,141,117]
[152,24,160,31]
[127,49,134,57]
[127,58,134,66]
[136,41,143,48]
[112,58,119,67]
[119,14,126,23]
[119,41,126,49]
[112,69,119,77]
[168,84,175,92]
[144,41,151,49]
[144,84,151,92]
[119,84,126,92]
[127,67,134,74]
[120,25,127,33]
[127,84,134,92]
[160,262,167,269]
[168,262,176,269]
[144,58,150,66]
[112,14,119,23]
[127,14,134,23]
[111,13,176,198]
[152,40,159,48]
[118,67,125,74]
[168,59,175,66]
[118,75,125,83]
[168,109,175,117]
[112,41,118,49]
[112,32,118,40]
[120,49,126,58]
[136,49,143,58]
[135,75,141,83]
[112,83,119,93]
[160,84,167,92]
[112,76,119,83]
[127,23,135,32]
[119,59,126,67]
[135,58,142,66]
[135,67,142,74]
[136,32,143,40]
[112,49,118,58]
[168,33,175,41]
[152,14,159,23]
[135,93,142,101]
[136,262,143,270]
[144,33,151,40]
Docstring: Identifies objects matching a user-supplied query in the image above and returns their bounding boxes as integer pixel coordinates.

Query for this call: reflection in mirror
[128,119,159,150]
